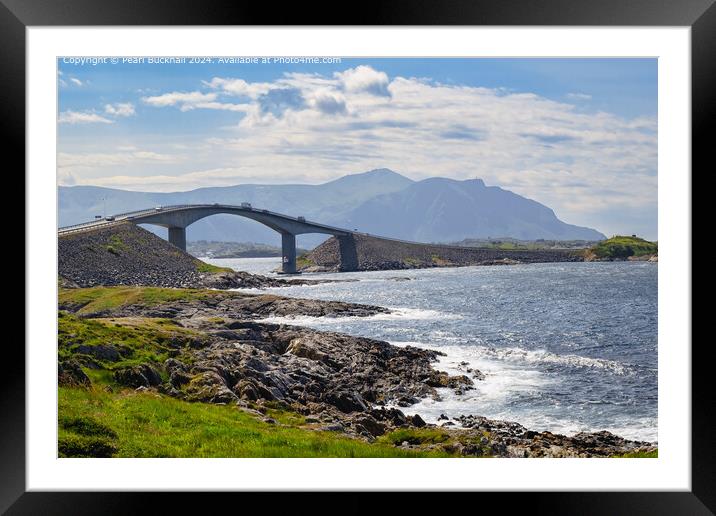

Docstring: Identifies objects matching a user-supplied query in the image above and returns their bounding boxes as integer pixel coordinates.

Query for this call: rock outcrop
[59,289,389,320]
[448,415,655,458]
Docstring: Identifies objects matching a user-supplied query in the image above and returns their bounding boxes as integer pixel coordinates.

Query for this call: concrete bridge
[58,204,358,274]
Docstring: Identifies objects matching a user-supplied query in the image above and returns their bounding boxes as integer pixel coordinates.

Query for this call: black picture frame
[6,0,709,513]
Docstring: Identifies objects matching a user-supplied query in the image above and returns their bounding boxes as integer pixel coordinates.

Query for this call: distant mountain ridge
[59,168,605,246]
[338,177,604,242]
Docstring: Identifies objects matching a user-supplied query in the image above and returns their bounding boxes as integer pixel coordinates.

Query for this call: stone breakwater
[59,289,655,457]
[300,234,584,272]
[58,223,313,289]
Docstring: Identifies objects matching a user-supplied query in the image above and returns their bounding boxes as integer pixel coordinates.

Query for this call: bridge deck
[58,203,354,236]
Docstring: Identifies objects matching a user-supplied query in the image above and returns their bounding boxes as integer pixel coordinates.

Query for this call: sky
[57,57,658,239]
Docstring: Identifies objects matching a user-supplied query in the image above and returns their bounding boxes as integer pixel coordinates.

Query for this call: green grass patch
[430,254,453,266]
[103,234,129,256]
[589,235,657,259]
[58,414,119,458]
[612,450,658,458]
[380,427,452,446]
[59,286,221,314]
[402,257,422,267]
[58,313,202,370]
[378,427,492,456]
[194,260,234,274]
[58,386,449,458]
[296,255,315,268]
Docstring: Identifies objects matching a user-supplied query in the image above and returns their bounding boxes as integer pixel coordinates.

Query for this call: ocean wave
[474,346,632,375]
[257,307,461,326]
[390,340,631,376]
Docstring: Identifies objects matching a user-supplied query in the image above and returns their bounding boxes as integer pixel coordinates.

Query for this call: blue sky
[58,58,658,239]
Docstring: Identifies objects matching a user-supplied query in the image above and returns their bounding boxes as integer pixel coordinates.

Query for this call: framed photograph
[8,0,709,512]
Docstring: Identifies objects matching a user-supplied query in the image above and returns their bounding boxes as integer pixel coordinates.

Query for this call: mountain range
[58,168,605,247]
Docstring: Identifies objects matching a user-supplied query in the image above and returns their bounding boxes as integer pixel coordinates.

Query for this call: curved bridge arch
[60,204,358,274]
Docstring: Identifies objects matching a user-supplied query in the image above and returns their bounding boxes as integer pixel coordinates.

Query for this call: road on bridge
[58,204,358,274]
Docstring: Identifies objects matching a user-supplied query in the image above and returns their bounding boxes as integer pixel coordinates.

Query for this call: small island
[584,235,658,262]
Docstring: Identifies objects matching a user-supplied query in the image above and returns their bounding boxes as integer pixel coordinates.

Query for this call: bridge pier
[168,226,187,251]
[281,233,297,274]
[338,234,359,272]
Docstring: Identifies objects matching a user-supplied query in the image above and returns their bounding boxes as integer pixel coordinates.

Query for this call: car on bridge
[105,216,115,221]
[297,216,306,222]
[154,206,163,211]
[241,202,252,209]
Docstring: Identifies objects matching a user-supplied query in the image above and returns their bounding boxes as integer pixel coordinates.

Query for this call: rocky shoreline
[58,287,656,458]
[57,223,655,457]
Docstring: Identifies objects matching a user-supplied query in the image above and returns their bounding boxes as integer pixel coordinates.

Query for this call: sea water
[202,257,658,442]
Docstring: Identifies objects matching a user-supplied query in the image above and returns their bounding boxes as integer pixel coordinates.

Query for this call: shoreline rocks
[59,290,390,320]
[57,224,654,456]
[60,290,655,456]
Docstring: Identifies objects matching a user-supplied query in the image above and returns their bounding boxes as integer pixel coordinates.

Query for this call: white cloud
[57,148,184,186]
[58,110,113,124]
[305,89,348,115]
[70,77,83,87]
[567,92,592,100]
[204,77,273,99]
[142,91,218,109]
[104,102,136,117]
[58,150,179,168]
[335,65,390,96]
[60,65,657,236]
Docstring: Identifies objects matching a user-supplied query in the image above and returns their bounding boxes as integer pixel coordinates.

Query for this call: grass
[59,286,222,314]
[103,234,129,256]
[58,385,450,458]
[378,427,493,456]
[194,260,234,274]
[58,312,202,371]
[612,450,658,458]
[380,427,452,446]
[589,235,658,260]
[402,257,422,267]
[430,254,452,266]
[57,311,453,458]
[296,255,316,268]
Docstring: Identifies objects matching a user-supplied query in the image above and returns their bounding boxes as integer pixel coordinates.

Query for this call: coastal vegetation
[612,450,658,458]
[104,234,129,255]
[59,385,448,458]
[59,286,220,314]
[587,235,658,260]
[58,311,201,370]
[194,260,234,274]
[58,308,452,458]
[296,254,316,269]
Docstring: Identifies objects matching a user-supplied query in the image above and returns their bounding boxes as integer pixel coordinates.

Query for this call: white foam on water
[388,340,550,420]
[471,346,632,375]
[377,307,463,321]
[388,340,656,442]
[256,307,461,326]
